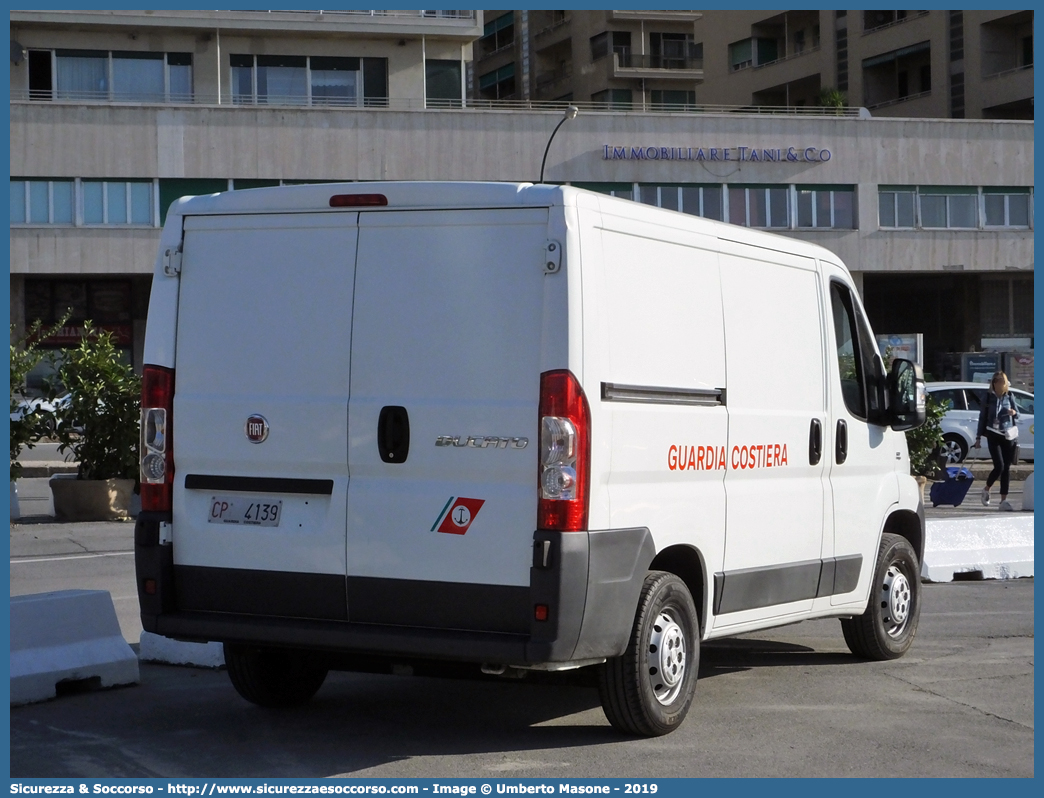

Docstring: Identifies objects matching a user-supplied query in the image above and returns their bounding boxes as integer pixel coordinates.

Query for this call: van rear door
[172,212,358,620]
[346,207,550,634]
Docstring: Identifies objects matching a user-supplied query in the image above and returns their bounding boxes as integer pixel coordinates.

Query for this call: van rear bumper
[135,515,654,666]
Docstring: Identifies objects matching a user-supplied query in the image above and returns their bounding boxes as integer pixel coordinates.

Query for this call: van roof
[168,180,842,265]
[168,181,563,217]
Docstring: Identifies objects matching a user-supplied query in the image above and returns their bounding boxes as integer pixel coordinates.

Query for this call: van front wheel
[224,643,328,707]
[597,571,699,736]
[841,533,921,660]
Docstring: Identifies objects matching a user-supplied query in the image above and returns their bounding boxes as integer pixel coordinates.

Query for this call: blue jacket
[977,391,1019,437]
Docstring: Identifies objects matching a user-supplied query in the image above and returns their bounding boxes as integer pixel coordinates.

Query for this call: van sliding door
[715,243,829,626]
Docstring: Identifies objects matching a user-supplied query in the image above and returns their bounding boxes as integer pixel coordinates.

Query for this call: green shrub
[905,393,946,478]
[46,324,141,482]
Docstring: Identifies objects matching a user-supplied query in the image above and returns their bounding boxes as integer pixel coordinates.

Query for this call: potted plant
[905,392,947,498]
[44,324,141,521]
[817,87,848,115]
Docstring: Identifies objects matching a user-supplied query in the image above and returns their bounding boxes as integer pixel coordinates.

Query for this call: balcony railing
[753,44,821,70]
[865,89,931,111]
[535,66,574,92]
[984,62,1034,80]
[532,14,571,38]
[249,10,476,19]
[11,92,866,116]
[616,52,704,71]
[862,10,929,35]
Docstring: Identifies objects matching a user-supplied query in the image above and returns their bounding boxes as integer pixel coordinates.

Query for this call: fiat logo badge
[245,415,269,444]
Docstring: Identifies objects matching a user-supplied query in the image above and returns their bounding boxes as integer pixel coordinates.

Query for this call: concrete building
[8,10,1034,386]
[9,8,481,376]
[473,9,1033,119]
[473,10,704,109]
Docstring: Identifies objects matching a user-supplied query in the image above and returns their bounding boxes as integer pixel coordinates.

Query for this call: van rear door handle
[809,418,822,465]
[377,406,410,464]
[835,419,848,465]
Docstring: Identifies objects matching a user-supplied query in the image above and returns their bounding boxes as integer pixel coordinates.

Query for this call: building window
[863,10,911,32]
[10,180,74,225]
[919,187,978,229]
[862,41,931,107]
[639,185,681,211]
[310,56,361,106]
[650,90,696,110]
[572,182,634,201]
[797,186,855,229]
[11,179,155,226]
[984,188,1032,227]
[230,55,386,106]
[28,49,192,102]
[681,185,724,221]
[729,185,789,228]
[481,13,514,57]
[649,32,700,68]
[478,62,516,100]
[426,60,462,107]
[879,186,1033,229]
[591,89,632,109]
[638,184,723,220]
[591,31,632,62]
[729,38,753,71]
[878,186,917,228]
[82,180,154,225]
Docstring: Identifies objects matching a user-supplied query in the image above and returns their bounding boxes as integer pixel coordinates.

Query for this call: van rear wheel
[597,571,699,736]
[841,533,921,660]
[224,643,328,707]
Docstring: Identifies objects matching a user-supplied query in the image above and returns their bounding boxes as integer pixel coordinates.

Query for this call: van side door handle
[377,406,410,464]
[835,419,848,465]
[809,418,822,466]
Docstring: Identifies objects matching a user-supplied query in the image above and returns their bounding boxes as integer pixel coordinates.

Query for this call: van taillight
[141,365,175,513]
[538,370,591,532]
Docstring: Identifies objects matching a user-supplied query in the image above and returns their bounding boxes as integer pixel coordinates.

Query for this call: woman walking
[975,371,1020,511]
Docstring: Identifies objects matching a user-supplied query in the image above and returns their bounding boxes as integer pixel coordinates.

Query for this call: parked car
[926,381,1034,463]
[9,393,71,435]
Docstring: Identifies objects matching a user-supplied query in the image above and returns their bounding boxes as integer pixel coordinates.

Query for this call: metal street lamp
[539,105,579,184]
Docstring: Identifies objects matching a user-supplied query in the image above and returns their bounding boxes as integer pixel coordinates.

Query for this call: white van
[136,182,926,736]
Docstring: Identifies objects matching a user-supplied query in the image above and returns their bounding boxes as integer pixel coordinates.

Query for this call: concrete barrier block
[139,632,225,668]
[10,590,139,705]
[1021,472,1033,511]
[922,516,1035,582]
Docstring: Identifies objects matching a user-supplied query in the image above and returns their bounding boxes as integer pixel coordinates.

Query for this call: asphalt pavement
[8,579,1034,778]
[8,448,1034,777]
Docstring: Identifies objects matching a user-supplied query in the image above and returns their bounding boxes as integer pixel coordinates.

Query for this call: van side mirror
[888,358,926,431]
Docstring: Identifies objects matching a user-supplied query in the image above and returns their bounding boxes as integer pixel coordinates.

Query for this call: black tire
[841,533,921,660]
[939,433,968,464]
[597,571,699,737]
[223,644,328,708]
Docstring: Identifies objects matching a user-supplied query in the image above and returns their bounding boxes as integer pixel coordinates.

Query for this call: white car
[9,393,70,434]
[926,381,1034,463]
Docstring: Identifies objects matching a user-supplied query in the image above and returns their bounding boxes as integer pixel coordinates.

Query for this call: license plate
[207,496,282,527]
